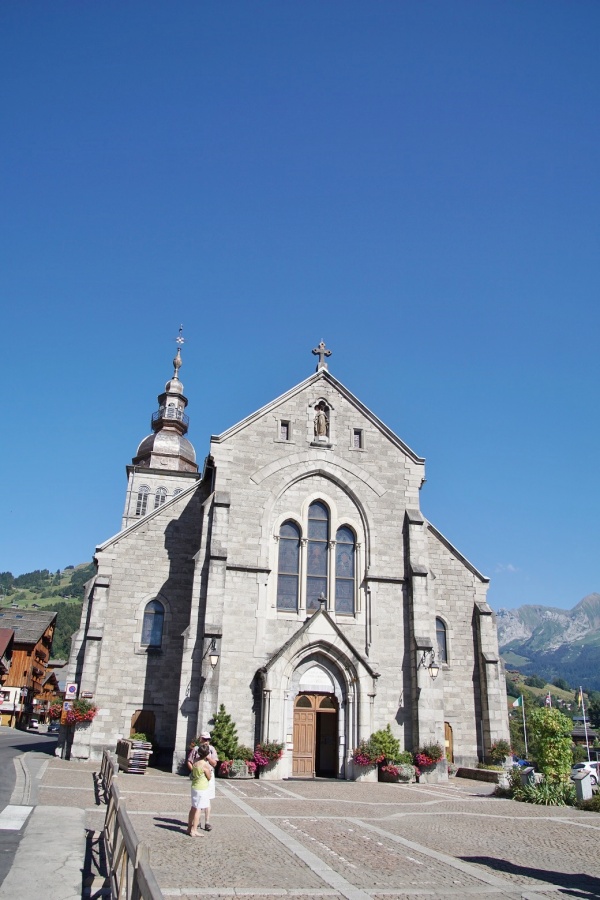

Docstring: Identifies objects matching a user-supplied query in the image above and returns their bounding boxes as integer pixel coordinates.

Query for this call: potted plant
[254,740,284,771]
[351,739,384,781]
[414,743,447,783]
[367,727,418,783]
[64,699,98,726]
[489,739,512,766]
[219,745,258,778]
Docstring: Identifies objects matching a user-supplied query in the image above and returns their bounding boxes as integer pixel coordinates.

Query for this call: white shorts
[191,788,211,810]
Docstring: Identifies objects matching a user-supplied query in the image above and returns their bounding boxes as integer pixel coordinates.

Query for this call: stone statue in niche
[314,402,329,440]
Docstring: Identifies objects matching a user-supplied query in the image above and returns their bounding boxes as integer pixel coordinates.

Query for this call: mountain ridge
[497,593,600,690]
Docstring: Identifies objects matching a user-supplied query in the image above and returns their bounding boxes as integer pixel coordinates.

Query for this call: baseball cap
[200,730,211,739]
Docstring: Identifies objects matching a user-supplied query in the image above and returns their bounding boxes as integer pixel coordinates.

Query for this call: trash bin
[572,771,593,802]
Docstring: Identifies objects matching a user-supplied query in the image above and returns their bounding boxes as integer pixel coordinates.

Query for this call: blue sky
[1,1,598,611]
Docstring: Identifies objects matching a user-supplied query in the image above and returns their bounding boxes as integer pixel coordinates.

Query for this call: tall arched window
[276,521,301,610]
[154,487,167,509]
[142,599,165,648]
[436,617,448,663]
[335,525,355,614]
[135,485,150,516]
[307,501,329,610]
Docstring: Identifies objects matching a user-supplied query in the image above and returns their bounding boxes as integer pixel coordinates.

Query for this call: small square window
[280,421,290,441]
[352,429,363,449]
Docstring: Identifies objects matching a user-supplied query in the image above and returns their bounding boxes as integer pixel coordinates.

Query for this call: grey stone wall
[69,485,204,761]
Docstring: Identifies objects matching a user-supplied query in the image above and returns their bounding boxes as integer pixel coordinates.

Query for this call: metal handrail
[151,406,189,427]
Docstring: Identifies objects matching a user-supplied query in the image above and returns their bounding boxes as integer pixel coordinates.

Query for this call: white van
[28,718,39,731]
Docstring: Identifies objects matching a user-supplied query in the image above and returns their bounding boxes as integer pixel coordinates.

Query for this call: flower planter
[352,762,379,782]
[217,761,257,779]
[379,764,416,784]
[417,758,448,784]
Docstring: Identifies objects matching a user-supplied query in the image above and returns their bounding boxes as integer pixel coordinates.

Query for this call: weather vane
[172,325,185,377]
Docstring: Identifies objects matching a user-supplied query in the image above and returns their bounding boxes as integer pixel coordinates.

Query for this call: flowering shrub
[379,762,416,782]
[218,758,257,777]
[64,699,98,725]
[414,743,443,768]
[489,740,511,764]
[48,703,62,720]
[253,741,284,767]
[414,753,436,768]
[352,740,385,767]
[253,749,270,767]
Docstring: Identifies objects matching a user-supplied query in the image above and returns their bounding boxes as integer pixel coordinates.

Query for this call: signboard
[65,682,78,699]
[80,691,94,699]
[60,701,72,726]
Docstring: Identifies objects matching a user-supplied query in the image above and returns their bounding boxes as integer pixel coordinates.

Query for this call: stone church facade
[66,343,509,776]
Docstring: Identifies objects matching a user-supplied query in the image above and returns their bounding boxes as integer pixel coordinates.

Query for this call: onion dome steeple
[132,328,198,472]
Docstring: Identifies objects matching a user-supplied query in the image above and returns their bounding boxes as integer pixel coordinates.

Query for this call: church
[66,341,509,777]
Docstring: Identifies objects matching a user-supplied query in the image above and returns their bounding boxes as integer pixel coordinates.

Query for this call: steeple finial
[173,325,185,378]
[312,340,332,371]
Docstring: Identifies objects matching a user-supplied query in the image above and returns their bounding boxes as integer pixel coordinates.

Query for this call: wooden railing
[99,749,164,900]
[99,749,118,801]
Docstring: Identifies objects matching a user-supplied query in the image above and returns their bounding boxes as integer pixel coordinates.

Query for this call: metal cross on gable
[312,340,332,371]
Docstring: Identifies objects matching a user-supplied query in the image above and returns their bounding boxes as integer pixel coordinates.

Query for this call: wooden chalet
[0,608,57,726]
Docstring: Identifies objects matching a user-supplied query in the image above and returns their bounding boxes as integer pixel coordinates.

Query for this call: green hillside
[0,563,93,659]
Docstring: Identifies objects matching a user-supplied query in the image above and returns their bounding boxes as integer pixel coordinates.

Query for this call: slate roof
[0,628,14,657]
[0,608,57,644]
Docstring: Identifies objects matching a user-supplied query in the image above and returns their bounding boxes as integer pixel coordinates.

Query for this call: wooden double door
[292,693,339,777]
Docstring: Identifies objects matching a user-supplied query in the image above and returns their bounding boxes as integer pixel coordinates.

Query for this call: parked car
[28,718,39,731]
[512,757,532,768]
[47,722,60,734]
[571,761,600,785]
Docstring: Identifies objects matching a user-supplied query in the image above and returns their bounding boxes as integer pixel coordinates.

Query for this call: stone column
[474,600,510,757]
[405,509,445,755]
[195,492,230,739]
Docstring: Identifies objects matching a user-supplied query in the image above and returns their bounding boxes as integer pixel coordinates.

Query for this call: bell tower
[121,329,200,528]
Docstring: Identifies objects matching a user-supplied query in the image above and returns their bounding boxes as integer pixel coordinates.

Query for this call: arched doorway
[444,722,453,763]
[292,693,339,777]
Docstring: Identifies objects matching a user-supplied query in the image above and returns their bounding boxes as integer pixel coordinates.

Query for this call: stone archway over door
[292,693,338,777]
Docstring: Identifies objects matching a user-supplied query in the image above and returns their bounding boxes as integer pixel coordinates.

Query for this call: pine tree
[210,704,239,760]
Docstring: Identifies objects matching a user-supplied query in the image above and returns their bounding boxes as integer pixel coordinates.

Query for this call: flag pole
[521,695,528,757]
[580,687,590,762]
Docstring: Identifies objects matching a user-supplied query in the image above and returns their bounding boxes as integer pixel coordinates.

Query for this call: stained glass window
[335,525,355,613]
[135,485,149,516]
[307,501,329,610]
[436,617,447,663]
[277,520,300,610]
[142,599,164,647]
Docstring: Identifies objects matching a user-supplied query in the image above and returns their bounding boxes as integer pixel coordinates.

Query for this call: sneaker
[205,824,212,831]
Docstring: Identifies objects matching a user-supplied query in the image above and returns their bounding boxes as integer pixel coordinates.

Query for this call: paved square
[38,761,600,899]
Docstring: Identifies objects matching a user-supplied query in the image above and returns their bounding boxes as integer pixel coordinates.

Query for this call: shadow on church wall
[137,489,205,768]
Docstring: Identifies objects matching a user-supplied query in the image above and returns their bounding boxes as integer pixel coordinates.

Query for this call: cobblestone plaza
[37,760,600,899]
